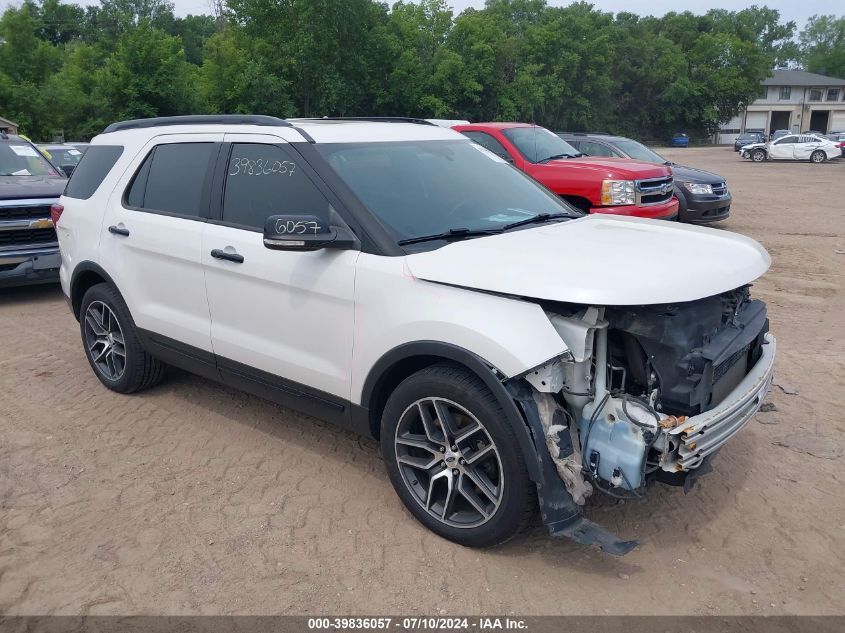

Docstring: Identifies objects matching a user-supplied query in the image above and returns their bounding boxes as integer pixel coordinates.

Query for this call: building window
[809,88,823,101]
[779,86,791,100]
[827,88,841,102]
[758,86,768,100]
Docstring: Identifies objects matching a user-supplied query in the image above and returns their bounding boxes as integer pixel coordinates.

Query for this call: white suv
[56,115,776,554]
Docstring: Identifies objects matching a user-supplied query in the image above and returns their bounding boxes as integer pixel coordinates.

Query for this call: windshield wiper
[501,212,573,231]
[398,227,502,246]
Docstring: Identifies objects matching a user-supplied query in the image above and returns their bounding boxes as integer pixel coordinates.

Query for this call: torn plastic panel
[505,380,638,556]
[504,289,775,553]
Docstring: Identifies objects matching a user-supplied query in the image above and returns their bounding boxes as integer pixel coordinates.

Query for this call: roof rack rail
[291,117,436,126]
[103,115,292,133]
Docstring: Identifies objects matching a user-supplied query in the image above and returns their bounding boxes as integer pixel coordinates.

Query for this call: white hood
[405,215,770,306]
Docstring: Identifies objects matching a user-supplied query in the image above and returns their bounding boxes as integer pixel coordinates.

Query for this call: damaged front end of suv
[507,286,775,555]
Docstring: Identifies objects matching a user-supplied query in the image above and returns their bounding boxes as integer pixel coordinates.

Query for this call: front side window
[126,143,215,216]
[779,86,791,100]
[460,131,511,160]
[502,127,581,163]
[221,143,329,230]
[0,141,61,177]
[774,136,797,145]
[316,139,579,246]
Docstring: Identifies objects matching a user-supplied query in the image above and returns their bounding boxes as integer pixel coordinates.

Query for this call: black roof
[103,115,292,133]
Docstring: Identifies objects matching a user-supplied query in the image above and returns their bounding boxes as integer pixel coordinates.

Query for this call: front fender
[351,254,568,406]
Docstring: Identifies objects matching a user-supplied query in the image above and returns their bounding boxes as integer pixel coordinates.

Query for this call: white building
[718,69,845,144]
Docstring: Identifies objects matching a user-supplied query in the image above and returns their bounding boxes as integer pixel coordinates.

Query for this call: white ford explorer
[55,115,776,554]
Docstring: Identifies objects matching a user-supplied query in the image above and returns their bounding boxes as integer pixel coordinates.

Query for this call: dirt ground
[1,146,844,616]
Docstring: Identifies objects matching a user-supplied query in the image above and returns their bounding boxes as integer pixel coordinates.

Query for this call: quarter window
[126,143,215,217]
[222,143,329,230]
[63,145,123,199]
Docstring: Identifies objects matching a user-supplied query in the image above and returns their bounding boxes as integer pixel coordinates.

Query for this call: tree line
[0,0,842,142]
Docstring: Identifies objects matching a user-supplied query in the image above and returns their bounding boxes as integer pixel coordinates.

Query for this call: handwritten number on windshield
[229,158,296,177]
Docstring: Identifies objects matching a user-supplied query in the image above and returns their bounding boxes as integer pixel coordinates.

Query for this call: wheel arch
[359,341,542,482]
[69,261,120,321]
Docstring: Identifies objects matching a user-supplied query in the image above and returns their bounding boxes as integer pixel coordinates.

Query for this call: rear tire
[810,150,826,163]
[380,364,535,547]
[750,149,766,162]
[79,283,165,393]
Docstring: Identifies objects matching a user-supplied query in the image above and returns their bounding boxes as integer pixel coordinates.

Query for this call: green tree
[96,20,198,120]
[800,15,845,79]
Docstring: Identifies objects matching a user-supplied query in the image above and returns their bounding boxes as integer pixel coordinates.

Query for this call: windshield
[316,140,579,246]
[42,146,84,166]
[0,142,60,177]
[613,139,667,164]
[502,127,580,163]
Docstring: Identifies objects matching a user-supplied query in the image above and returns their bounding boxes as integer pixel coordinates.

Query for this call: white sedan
[740,133,842,163]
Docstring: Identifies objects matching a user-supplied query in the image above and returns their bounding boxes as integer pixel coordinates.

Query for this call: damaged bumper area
[508,288,775,554]
[663,334,775,472]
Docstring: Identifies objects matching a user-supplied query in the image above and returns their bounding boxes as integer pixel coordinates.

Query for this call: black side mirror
[60,164,75,177]
[263,214,358,252]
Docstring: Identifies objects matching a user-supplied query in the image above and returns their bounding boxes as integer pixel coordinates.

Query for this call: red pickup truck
[453,123,678,219]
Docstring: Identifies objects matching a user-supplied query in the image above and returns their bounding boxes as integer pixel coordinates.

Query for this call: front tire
[79,283,165,393]
[810,150,826,163]
[380,364,535,547]
[750,149,766,162]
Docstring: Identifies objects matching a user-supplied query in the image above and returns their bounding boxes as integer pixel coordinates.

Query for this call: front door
[768,135,797,159]
[202,134,359,421]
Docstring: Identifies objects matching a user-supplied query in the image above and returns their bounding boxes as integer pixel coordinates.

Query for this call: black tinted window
[63,145,123,199]
[222,143,329,229]
[129,143,214,216]
[461,131,511,160]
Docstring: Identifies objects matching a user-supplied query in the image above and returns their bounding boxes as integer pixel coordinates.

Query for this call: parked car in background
[560,133,731,224]
[826,132,845,152]
[734,132,766,152]
[57,115,775,553]
[453,123,678,219]
[38,143,86,176]
[671,133,689,147]
[740,134,842,163]
[0,132,65,287]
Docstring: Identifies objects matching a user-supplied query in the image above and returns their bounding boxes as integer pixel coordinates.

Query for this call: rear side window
[64,145,124,199]
[221,143,329,230]
[126,143,215,217]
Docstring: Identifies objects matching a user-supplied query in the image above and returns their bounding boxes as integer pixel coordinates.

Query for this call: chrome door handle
[108,225,129,236]
[210,249,244,264]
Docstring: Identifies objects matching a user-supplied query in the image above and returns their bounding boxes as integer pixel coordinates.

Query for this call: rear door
[792,135,819,160]
[99,134,222,369]
[201,133,358,416]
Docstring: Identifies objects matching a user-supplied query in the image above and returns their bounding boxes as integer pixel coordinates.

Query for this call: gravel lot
[1,147,844,616]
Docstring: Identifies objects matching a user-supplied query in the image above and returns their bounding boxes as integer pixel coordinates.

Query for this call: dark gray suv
[559,133,731,224]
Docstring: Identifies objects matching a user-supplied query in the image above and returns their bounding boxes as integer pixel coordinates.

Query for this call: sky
[1,0,842,25]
